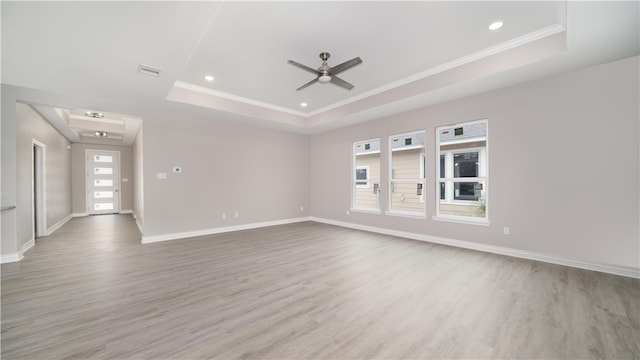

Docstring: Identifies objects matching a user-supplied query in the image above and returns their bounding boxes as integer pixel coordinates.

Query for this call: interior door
[86,150,120,215]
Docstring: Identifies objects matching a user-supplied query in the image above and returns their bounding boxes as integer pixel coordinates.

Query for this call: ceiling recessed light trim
[489,21,504,31]
[204,75,215,82]
[300,102,308,107]
[85,111,104,118]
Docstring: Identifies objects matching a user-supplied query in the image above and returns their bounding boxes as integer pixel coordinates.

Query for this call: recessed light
[204,75,214,82]
[300,102,308,107]
[489,21,504,31]
[85,111,104,118]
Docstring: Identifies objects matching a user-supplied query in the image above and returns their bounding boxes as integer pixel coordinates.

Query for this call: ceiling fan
[288,52,363,91]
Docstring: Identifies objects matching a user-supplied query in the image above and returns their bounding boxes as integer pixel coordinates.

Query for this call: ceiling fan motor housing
[319,52,331,62]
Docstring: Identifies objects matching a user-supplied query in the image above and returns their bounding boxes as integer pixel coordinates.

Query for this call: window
[355,166,369,188]
[352,139,381,212]
[436,120,488,223]
[388,131,426,216]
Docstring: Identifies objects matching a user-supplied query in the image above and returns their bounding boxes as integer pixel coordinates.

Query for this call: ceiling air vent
[138,64,161,77]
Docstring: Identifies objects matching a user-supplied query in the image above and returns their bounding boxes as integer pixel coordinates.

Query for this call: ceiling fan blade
[296,77,319,91]
[330,75,354,90]
[287,60,318,75]
[329,57,363,75]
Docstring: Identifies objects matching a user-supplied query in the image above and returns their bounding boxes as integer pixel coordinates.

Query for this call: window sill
[432,215,490,226]
[350,208,382,215]
[385,211,427,220]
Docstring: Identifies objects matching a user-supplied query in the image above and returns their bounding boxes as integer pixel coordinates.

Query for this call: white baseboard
[310,217,640,279]
[19,238,35,257]
[119,210,133,214]
[72,212,88,217]
[135,218,143,235]
[1,238,35,264]
[1,252,21,263]
[46,214,72,236]
[141,217,312,244]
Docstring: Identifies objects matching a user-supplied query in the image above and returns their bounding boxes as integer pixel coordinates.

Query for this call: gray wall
[15,103,72,248]
[142,110,310,237]
[1,88,19,257]
[310,56,639,269]
[71,143,133,214]
[2,57,637,271]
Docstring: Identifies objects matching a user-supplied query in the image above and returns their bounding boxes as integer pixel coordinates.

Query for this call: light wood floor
[2,215,638,359]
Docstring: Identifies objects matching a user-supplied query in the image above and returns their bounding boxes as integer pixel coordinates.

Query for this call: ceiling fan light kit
[288,52,363,91]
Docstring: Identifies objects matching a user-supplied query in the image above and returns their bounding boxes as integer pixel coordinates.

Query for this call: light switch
[122,178,129,182]
[157,172,167,179]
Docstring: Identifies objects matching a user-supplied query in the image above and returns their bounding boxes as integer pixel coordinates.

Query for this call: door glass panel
[94,179,113,187]
[94,167,113,175]
[94,191,113,199]
[94,155,113,163]
[94,203,114,210]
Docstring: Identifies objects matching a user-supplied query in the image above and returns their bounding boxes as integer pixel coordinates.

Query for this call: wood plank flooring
[2,214,639,359]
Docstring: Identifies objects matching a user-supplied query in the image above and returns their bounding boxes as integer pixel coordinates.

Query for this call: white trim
[173,81,308,118]
[437,119,489,221]
[46,214,72,236]
[309,217,640,279]
[2,238,36,264]
[391,145,424,152]
[32,139,47,239]
[355,150,380,156]
[19,238,35,257]
[1,253,21,264]
[141,217,312,244]
[72,212,89,217]
[135,218,144,234]
[172,25,565,123]
[119,210,133,214]
[349,208,382,215]
[432,215,490,227]
[306,25,566,118]
[385,211,427,220]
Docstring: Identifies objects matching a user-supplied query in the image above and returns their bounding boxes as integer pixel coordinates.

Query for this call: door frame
[32,139,46,238]
[85,149,121,215]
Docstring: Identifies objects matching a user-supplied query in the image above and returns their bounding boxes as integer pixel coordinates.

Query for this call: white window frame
[434,120,489,225]
[387,130,427,218]
[439,147,485,204]
[351,138,381,214]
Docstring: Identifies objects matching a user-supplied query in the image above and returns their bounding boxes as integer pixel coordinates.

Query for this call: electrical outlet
[222,213,226,219]
[504,227,510,235]
[300,206,304,212]
[234,211,239,218]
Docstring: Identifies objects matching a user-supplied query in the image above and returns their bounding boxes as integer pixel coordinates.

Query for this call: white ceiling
[2,1,638,140]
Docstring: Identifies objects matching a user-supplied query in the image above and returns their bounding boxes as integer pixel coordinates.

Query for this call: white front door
[86,150,120,215]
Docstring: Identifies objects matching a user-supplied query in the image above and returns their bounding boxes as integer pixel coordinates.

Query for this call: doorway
[32,140,46,238]
[86,150,121,215]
